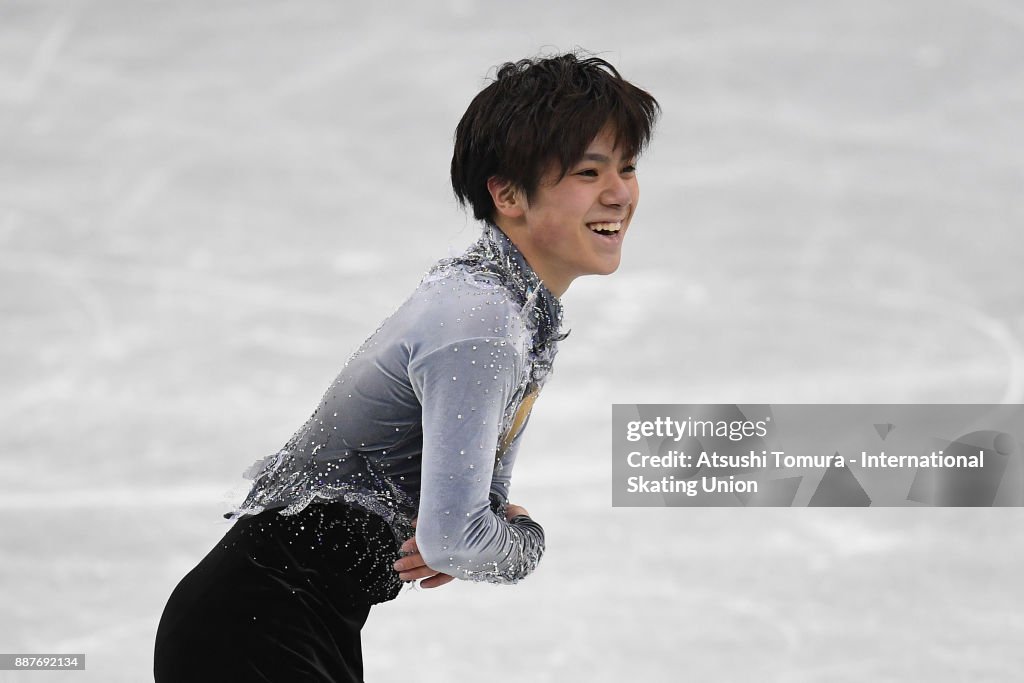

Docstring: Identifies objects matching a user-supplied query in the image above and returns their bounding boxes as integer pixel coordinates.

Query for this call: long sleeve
[489,410,531,511]
[409,337,545,584]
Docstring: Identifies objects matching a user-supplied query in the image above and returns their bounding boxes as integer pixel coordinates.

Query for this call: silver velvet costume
[227,223,564,584]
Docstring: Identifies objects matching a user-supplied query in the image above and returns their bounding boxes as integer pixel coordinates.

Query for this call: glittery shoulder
[421,223,567,390]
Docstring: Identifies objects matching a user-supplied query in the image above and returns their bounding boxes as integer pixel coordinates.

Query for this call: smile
[586,221,622,236]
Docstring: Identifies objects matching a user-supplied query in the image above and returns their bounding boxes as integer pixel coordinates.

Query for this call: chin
[592,261,621,277]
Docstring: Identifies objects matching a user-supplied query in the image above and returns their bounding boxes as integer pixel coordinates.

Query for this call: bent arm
[409,338,545,584]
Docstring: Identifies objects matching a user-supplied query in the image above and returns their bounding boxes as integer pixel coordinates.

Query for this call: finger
[397,565,442,582]
[393,553,425,573]
[420,573,455,589]
[400,536,417,554]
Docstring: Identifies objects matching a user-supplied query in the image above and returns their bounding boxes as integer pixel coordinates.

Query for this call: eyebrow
[579,152,635,164]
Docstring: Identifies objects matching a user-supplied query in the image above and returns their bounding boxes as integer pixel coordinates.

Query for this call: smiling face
[488,127,640,297]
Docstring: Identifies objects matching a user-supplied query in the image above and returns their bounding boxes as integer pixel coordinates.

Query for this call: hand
[393,518,455,589]
[505,502,530,520]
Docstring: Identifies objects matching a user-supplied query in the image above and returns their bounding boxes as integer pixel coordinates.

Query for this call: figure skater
[154,51,659,682]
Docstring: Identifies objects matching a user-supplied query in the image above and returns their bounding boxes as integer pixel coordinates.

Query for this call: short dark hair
[451,52,660,221]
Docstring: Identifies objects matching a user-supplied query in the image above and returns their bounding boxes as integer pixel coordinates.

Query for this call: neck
[490,216,571,297]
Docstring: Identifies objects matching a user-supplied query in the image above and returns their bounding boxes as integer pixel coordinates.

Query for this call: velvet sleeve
[409,337,545,584]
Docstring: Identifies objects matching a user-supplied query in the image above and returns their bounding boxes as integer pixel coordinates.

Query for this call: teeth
[587,222,622,233]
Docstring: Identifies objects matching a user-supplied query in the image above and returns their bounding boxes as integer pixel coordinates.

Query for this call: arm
[394,502,535,588]
[392,430,534,588]
[406,337,545,584]
[489,412,529,512]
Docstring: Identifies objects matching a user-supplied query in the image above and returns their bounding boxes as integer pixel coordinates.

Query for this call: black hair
[451,51,660,221]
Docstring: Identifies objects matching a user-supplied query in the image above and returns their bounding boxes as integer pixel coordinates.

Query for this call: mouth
[586,221,623,237]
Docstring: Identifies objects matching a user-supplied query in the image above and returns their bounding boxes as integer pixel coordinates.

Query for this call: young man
[394,54,659,586]
[155,52,658,682]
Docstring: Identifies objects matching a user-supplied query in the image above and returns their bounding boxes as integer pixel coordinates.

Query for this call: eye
[621,164,637,174]
[575,168,599,177]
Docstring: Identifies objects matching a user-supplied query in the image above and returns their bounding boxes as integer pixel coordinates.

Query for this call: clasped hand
[392,503,530,589]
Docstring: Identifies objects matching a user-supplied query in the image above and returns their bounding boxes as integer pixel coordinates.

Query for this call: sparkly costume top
[228,223,564,584]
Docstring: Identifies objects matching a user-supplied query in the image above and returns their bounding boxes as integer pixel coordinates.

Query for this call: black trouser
[154,503,403,682]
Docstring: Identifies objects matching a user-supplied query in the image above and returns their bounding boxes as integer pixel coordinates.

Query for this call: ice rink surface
[2,0,1023,680]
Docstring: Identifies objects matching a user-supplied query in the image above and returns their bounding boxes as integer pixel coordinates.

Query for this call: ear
[486,176,525,219]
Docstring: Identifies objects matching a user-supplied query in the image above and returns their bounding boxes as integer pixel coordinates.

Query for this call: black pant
[154,503,404,682]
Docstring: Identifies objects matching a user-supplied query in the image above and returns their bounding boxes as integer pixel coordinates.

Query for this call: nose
[601,173,634,209]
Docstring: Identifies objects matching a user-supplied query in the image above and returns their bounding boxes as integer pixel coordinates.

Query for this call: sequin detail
[226,224,563,584]
[425,221,567,390]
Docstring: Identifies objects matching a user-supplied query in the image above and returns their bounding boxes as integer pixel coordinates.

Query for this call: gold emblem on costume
[499,391,538,455]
